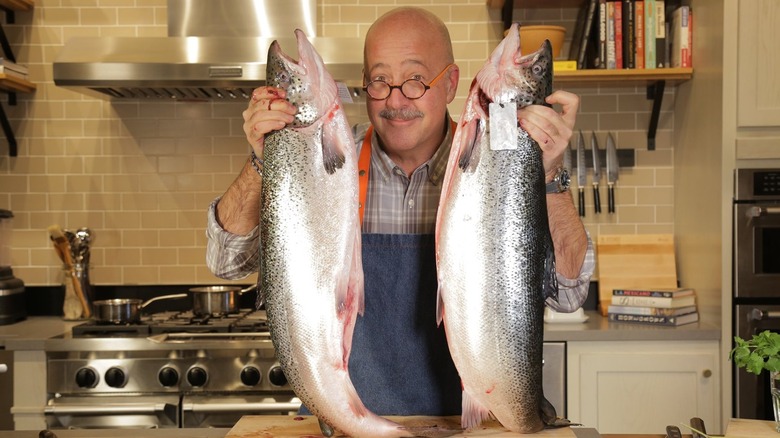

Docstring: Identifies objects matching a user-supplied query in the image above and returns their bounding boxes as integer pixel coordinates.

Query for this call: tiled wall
[0,0,675,286]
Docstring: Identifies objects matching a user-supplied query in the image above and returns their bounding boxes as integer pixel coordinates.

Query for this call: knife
[576,131,587,217]
[590,131,602,214]
[606,132,619,213]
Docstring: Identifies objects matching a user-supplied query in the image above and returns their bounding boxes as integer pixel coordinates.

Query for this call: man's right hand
[243,86,297,159]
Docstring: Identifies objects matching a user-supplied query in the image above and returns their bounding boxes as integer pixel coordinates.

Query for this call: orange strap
[357,126,373,226]
[357,120,457,225]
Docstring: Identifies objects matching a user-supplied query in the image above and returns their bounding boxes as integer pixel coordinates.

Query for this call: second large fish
[261,30,410,437]
[435,24,565,433]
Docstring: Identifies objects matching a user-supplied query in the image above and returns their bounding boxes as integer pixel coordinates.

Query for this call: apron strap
[357,120,457,225]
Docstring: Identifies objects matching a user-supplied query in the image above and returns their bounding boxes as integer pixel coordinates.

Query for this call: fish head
[266,29,338,128]
[476,23,553,109]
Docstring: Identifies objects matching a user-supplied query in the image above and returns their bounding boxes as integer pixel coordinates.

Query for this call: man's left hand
[517,90,579,182]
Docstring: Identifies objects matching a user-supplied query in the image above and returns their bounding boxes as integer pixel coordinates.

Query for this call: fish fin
[461,389,492,430]
[435,284,445,326]
[542,237,559,302]
[458,118,481,170]
[320,103,349,175]
[338,227,363,367]
[317,418,336,437]
[344,380,369,417]
[540,396,579,428]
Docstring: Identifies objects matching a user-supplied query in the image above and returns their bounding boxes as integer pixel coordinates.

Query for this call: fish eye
[532,64,543,76]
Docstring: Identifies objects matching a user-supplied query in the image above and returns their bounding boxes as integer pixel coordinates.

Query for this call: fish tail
[461,388,492,429]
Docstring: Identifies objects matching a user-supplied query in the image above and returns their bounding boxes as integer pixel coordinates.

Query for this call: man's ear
[445,64,460,103]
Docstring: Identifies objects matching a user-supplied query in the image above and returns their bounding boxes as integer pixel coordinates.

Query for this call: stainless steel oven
[734,168,780,299]
[733,168,780,420]
[40,309,301,430]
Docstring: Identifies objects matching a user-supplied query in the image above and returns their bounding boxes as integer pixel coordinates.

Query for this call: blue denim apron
[347,232,461,415]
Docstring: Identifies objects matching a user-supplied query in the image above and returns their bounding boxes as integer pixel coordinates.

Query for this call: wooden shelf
[0,74,34,93]
[0,0,34,12]
[555,67,694,86]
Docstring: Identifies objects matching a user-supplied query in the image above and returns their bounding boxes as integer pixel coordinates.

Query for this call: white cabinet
[737,0,780,127]
[567,340,721,435]
[735,0,780,159]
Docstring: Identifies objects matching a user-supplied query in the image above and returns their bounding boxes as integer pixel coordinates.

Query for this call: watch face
[560,169,571,190]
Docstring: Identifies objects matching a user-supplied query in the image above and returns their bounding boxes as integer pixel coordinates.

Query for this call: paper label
[336,82,354,104]
[489,101,518,150]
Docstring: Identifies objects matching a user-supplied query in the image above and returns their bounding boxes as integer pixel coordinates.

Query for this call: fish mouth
[268,38,307,78]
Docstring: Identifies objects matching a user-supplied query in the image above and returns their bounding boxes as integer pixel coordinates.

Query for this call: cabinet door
[738,0,780,127]
[568,341,720,435]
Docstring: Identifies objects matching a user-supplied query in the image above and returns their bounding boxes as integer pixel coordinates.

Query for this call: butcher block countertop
[225,415,597,437]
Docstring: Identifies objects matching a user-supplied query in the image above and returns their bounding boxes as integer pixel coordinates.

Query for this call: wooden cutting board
[725,418,778,437]
[596,234,678,316]
[225,415,578,437]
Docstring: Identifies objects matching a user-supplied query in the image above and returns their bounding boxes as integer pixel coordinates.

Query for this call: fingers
[517,90,580,178]
[242,87,297,157]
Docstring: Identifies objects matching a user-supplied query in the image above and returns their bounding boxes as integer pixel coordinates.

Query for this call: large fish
[435,24,565,433]
[260,30,410,437]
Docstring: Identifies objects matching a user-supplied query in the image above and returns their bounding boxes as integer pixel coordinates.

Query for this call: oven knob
[158,366,179,387]
[75,367,98,388]
[187,366,208,387]
[105,367,127,388]
[240,366,262,386]
[268,365,287,387]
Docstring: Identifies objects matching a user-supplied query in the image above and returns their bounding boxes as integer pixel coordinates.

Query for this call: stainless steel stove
[43,309,300,429]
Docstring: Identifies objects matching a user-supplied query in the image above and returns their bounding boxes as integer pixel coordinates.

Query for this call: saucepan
[188,284,257,316]
[92,294,188,324]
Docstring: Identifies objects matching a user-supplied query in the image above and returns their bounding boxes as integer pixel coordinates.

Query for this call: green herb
[730,330,780,375]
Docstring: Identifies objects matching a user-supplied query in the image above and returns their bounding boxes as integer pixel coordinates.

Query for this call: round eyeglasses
[363,63,455,100]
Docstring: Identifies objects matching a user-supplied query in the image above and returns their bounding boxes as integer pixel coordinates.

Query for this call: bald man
[206,7,593,415]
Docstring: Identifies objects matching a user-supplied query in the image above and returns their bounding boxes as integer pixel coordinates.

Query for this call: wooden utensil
[48,224,91,319]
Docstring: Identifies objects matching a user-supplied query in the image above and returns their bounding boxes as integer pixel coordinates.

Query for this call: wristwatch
[545,167,571,194]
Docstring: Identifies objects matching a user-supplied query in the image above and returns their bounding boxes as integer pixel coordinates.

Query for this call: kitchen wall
[0,0,676,287]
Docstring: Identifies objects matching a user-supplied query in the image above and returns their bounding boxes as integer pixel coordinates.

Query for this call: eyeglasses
[363,63,454,100]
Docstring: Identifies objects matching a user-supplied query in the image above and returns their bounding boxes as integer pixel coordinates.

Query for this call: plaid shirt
[206,122,594,312]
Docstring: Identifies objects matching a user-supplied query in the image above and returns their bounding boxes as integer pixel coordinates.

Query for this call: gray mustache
[379,108,424,121]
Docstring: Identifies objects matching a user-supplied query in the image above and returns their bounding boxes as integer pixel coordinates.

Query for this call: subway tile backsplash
[0,0,674,286]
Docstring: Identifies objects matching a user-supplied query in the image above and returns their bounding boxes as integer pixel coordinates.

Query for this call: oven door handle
[182,400,302,414]
[44,403,177,416]
[747,206,780,218]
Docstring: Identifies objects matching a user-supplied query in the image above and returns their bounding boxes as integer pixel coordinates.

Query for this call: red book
[614,1,623,69]
[635,1,645,68]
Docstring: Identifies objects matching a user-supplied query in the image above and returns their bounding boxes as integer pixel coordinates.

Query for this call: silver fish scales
[435,24,566,433]
[260,29,411,437]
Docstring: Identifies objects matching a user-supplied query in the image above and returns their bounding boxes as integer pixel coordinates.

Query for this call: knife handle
[578,189,585,217]
[608,184,615,213]
[593,185,601,214]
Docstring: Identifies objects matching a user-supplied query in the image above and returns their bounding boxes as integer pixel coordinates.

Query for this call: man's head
[363,7,459,162]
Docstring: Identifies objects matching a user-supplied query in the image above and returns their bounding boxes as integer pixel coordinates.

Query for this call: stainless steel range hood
[52,0,365,100]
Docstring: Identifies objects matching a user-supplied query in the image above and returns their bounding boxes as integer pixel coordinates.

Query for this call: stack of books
[0,58,29,80]
[607,287,699,326]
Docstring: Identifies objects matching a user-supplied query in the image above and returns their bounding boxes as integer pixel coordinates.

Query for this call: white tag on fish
[336,82,354,104]
[489,101,518,150]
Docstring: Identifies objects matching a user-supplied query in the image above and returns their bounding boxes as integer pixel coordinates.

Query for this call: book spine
[608,312,697,326]
[623,0,635,68]
[645,0,656,69]
[655,0,666,68]
[608,304,697,316]
[598,0,608,69]
[614,1,623,69]
[578,0,600,69]
[635,1,645,68]
[607,1,616,69]
[611,295,687,307]
[568,2,588,61]
[613,289,681,298]
[686,7,693,67]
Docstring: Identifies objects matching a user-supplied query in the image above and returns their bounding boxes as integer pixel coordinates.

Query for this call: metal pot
[188,285,256,316]
[92,294,187,324]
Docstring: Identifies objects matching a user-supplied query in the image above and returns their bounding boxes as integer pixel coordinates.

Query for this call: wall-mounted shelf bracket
[646,80,666,151]
[0,93,17,157]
